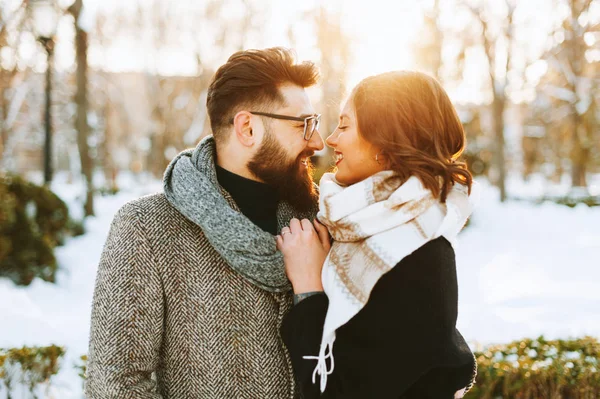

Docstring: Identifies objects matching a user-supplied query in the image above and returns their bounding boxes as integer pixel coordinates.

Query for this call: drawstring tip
[303,341,336,393]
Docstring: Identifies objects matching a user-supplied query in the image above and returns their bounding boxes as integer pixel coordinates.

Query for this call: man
[85,47,324,398]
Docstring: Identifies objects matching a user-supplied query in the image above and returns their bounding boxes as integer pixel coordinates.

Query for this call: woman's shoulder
[339,234,462,339]
[374,236,457,296]
[359,235,461,327]
[402,236,455,268]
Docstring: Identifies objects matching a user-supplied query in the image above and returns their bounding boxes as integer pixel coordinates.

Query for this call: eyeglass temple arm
[250,112,307,122]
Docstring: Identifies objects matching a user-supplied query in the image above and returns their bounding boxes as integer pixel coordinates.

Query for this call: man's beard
[247,130,318,213]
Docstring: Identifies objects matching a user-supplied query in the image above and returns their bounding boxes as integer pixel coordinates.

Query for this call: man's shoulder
[123,191,169,210]
[114,192,185,225]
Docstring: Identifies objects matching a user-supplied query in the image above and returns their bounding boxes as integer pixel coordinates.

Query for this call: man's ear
[233,111,254,147]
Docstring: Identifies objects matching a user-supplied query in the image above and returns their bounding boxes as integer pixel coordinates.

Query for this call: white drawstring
[303,339,336,393]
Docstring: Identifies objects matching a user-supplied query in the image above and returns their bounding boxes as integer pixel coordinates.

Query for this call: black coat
[281,237,475,399]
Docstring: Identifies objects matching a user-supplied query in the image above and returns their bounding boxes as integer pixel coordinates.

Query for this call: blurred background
[0,0,599,397]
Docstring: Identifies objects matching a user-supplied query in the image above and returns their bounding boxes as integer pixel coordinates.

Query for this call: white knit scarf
[306,170,479,392]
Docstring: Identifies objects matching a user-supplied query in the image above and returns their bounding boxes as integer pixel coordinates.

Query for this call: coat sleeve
[85,202,164,398]
[281,294,329,398]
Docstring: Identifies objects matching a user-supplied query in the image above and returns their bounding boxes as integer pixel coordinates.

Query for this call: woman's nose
[325,132,337,148]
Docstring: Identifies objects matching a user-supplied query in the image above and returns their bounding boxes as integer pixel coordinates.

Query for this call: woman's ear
[375,149,392,169]
[233,111,254,147]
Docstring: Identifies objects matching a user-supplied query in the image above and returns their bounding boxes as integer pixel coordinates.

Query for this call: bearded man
[85,47,324,399]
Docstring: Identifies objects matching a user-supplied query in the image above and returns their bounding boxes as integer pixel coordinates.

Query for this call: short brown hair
[351,71,472,202]
[206,47,320,144]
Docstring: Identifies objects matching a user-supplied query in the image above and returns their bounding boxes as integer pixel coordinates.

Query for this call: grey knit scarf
[163,135,317,292]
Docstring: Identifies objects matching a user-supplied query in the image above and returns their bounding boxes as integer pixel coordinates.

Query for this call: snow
[576,96,592,115]
[1,174,599,397]
[76,2,97,33]
[543,83,576,103]
[456,179,600,345]
[494,79,506,97]
[575,77,593,115]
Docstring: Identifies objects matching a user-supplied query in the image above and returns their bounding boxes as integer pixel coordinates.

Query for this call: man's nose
[307,130,325,151]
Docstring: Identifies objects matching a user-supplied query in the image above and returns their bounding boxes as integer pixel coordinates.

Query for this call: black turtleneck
[216,165,279,235]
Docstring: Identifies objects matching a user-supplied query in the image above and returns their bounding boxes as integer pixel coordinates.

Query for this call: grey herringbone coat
[85,193,298,398]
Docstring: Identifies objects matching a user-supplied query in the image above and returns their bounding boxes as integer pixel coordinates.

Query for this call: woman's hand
[276,218,331,294]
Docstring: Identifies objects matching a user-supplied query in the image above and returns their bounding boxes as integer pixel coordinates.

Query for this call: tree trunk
[570,122,589,187]
[43,40,54,185]
[314,7,349,180]
[492,94,507,202]
[431,0,443,82]
[0,68,19,166]
[0,97,5,158]
[102,102,119,193]
[71,0,94,216]
[566,0,590,189]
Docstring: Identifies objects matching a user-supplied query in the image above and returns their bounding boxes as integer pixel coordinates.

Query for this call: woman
[276,71,478,398]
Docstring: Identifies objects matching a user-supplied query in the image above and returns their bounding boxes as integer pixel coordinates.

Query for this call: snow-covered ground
[456,178,600,347]
[1,173,599,398]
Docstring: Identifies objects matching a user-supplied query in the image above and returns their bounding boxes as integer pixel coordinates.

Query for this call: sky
[3,0,588,104]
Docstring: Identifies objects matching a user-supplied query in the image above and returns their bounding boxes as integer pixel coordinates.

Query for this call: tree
[128,0,266,177]
[310,6,351,176]
[67,0,94,216]
[541,0,599,189]
[465,0,519,202]
[0,0,27,166]
[413,0,443,82]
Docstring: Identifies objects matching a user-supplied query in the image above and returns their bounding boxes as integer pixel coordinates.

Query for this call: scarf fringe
[303,335,336,393]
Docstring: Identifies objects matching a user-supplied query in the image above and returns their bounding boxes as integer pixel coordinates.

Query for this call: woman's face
[325,99,386,186]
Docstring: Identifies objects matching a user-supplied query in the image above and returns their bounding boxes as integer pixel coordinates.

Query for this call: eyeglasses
[249,111,321,141]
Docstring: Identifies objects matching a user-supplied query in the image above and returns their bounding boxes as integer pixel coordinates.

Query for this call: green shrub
[468,336,600,398]
[553,195,600,208]
[74,354,87,389]
[511,194,600,208]
[0,175,75,285]
[0,345,65,399]
[97,186,120,196]
[1,337,597,397]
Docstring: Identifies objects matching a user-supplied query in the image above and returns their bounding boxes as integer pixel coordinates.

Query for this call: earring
[375,151,383,164]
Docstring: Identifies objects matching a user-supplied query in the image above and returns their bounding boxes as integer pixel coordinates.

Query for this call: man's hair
[206,47,320,145]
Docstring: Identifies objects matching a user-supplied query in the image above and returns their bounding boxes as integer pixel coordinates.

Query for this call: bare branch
[504,0,517,84]
[580,0,594,15]
[586,22,600,32]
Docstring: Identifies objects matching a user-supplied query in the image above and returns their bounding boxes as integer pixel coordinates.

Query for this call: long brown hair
[351,71,472,202]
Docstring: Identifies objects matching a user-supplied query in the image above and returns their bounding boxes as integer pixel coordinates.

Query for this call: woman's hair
[351,70,472,202]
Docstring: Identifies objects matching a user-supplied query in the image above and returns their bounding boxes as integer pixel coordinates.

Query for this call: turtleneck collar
[216,165,279,235]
